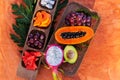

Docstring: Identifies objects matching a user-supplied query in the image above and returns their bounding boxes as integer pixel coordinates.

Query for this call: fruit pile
[33,11,51,27]
[40,0,56,9]
[27,30,46,49]
[22,51,42,70]
[65,12,92,27]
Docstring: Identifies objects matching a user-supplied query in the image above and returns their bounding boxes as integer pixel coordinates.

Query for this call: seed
[61,31,86,39]
[67,50,75,59]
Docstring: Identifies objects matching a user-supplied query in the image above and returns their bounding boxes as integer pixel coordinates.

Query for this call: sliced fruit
[22,51,42,70]
[41,11,49,20]
[55,26,94,44]
[33,10,51,27]
[40,16,51,26]
[64,45,78,64]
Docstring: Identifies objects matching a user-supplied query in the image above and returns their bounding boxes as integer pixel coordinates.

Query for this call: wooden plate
[46,2,100,76]
[17,0,59,79]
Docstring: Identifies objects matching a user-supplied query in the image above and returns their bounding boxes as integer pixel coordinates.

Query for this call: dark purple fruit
[28,33,34,38]
[29,38,34,43]
[86,22,91,27]
[86,16,91,22]
[36,32,40,37]
[38,42,42,49]
[27,30,46,49]
[65,11,92,27]
[34,35,38,41]
[34,41,39,46]
[40,34,45,40]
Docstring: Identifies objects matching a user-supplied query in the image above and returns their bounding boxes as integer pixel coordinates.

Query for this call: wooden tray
[17,0,59,79]
[46,2,100,76]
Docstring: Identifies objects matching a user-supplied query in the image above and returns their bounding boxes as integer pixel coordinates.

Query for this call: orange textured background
[0,0,120,80]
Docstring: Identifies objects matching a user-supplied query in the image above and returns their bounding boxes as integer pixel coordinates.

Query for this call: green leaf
[77,8,99,19]
[16,17,30,24]
[10,34,20,43]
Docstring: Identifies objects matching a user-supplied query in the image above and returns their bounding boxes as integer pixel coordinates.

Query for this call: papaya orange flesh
[55,26,94,44]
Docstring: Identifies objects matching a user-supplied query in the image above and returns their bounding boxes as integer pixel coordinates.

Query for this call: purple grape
[36,32,40,37]
[79,12,84,17]
[28,33,34,38]
[34,35,38,40]
[70,12,76,17]
[34,41,39,46]
[69,17,74,24]
[86,22,91,27]
[86,16,91,22]
[40,34,45,40]
[82,15,87,23]
[77,15,82,21]
[38,42,42,49]
[29,38,34,43]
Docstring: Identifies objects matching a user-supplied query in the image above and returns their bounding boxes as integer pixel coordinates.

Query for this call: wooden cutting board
[0,0,120,80]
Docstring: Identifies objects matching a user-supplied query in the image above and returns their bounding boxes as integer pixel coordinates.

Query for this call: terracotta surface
[0,0,120,80]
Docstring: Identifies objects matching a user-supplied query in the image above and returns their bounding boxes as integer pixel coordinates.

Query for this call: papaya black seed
[61,31,86,39]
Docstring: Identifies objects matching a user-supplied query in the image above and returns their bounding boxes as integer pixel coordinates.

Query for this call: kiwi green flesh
[64,45,78,64]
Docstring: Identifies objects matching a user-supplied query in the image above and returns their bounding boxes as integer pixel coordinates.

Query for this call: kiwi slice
[64,45,78,64]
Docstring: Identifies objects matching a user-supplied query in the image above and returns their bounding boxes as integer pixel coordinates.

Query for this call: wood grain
[0,0,120,80]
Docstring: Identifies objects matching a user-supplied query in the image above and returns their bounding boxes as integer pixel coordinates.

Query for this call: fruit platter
[47,2,100,76]
[17,0,100,80]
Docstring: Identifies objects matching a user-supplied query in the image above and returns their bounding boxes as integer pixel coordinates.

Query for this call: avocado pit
[66,50,75,59]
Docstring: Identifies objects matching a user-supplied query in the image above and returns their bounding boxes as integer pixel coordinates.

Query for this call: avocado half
[64,45,78,64]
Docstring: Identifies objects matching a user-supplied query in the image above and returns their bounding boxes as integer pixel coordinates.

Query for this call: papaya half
[55,26,94,44]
